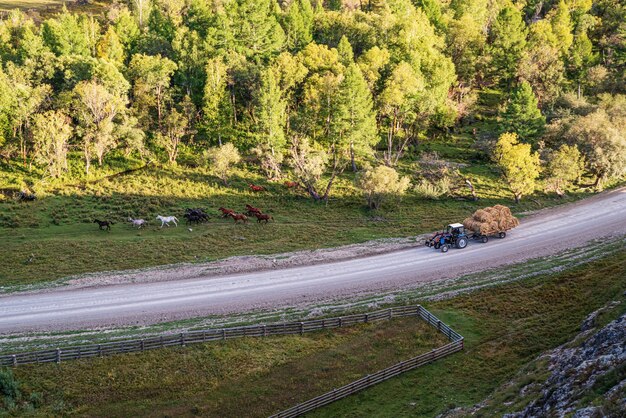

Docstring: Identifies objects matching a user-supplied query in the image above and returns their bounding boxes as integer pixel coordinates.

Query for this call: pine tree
[337,35,354,67]
[489,6,527,86]
[501,81,546,142]
[332,64,378,171]
[282,0,313,51]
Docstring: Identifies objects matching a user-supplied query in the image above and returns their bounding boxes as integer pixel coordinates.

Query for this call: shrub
[205,143,241,185]
[357,165,410,209]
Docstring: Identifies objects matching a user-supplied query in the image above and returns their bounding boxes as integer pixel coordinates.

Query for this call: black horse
[94,219,114,231]
[184,208,209,224]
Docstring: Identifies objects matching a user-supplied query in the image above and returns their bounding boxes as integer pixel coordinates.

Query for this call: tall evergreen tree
[489,6,528,86]
[337,35,354,67]
[331,64,377,171]
[501,81,546,142]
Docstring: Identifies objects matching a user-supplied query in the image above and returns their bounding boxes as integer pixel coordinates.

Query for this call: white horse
[128,217,147,228]
[156,215,178,228]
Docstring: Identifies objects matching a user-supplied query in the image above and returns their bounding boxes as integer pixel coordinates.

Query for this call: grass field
[6,247,625,416]
[0,143,592,288]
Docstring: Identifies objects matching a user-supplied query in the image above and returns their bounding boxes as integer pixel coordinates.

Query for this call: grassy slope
[9,249,626,417]
[13,318,448,417]
[0,144,592,287]
[312,250,626,417]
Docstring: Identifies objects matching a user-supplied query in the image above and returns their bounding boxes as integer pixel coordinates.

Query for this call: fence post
[12,355,17,366]
[437,320,441,332]
[339,317,343,327]
[160,336,164,348]
[56,349,61,364]
[222,329,226,340]
[263,325,267,337]
[141,339,145,351]
[365,314,369,323]
[202,331,206,342]
[388,308,392,320]
[98,345,102,357]
[300,322,304,335]
[181,333,185,347]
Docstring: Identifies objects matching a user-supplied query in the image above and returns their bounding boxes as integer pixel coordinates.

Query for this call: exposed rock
[507,312,625,418]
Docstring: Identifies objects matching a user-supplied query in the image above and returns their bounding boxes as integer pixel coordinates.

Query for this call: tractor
[425,223,469,253]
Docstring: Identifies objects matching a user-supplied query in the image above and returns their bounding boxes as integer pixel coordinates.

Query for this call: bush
[357,165,410,209]
[414,178,450,200]
[205,143,241,185]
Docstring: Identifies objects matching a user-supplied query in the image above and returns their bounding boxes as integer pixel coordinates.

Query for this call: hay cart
[462,205,519,244]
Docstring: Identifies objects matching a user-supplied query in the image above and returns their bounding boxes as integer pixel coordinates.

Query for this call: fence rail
[1,305,427,367]
[270,306,463,418]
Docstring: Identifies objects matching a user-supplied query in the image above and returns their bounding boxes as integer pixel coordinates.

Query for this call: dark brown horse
[245,204,262,216]
[94,219,113,231]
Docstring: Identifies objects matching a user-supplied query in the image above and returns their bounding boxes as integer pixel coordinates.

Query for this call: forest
[0,0,624,205]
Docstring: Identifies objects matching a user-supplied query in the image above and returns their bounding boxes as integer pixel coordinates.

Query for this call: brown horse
[284,181,299,189]
[249,184,266,192]
[255,213,273,224]
[229,212,248,224]
[245,204,262,216]
[218,207,235,218]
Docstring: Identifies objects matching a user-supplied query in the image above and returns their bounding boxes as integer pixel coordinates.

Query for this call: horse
[228,212,248,224]
[284,181,299,189]
[128,217,147,228]
[94,219,113,231]
[156,215,178,228]
[218,207,235,218]
[249,184,266,192]
[245,204,262,216]
[184,208,209,224]
[255,213,273,224]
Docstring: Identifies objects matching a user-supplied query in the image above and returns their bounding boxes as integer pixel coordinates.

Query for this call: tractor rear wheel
[481,236,488,243]
[441,245,449,253]
[498,231,506,239]
[457,237,468,249]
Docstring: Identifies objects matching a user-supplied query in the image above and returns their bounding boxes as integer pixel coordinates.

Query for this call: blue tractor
[425,223,469,253]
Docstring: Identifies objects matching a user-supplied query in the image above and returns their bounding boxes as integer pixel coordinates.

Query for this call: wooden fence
[270,306,464,418]
[0,305,451,367]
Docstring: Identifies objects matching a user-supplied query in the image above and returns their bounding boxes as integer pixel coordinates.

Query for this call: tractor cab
[446,223,465,236]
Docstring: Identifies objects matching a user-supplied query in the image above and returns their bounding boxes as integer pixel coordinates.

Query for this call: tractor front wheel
[498,232,506,239]
[457,237,468,249]
[481,236,488,243]
[441,245,449,253]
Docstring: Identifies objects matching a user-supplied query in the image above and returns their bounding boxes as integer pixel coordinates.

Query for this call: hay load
[463,205,519,236]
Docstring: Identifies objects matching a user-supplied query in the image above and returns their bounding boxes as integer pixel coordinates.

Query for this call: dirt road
[1,188,624,333]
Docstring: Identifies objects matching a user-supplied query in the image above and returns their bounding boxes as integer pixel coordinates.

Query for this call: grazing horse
[229,212,248,224]
[249,184,266,192]
[128,217,147,228]
[255,213,273,224]
[284,181,299,189]
[94,219,113,231]
[245,204,262,216]
[218,207,235,218]
[156,215,178,228]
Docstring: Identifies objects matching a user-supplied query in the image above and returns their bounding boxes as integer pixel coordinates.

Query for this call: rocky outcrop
[506,311,625,417]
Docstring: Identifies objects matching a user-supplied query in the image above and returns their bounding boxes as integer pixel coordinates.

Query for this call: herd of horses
[94,204,274,231]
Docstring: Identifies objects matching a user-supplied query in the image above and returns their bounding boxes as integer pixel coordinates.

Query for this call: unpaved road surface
[1,188,625,334]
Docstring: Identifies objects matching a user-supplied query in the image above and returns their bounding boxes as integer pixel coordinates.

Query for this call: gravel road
[1,188,624,334]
